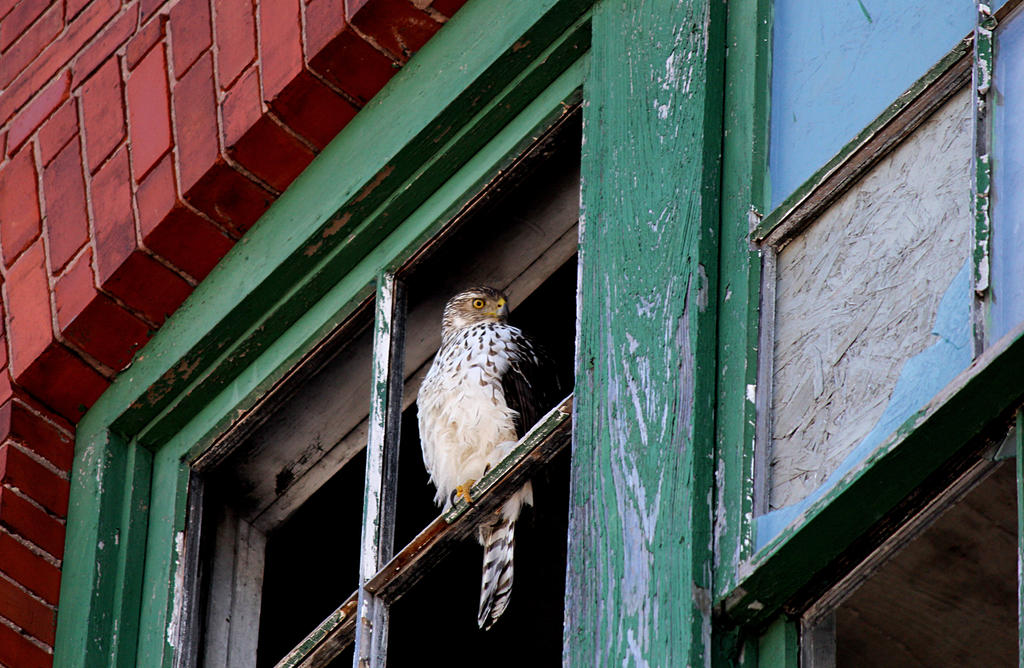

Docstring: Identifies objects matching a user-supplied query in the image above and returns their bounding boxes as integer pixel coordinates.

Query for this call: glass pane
[769,1,975,209]
[991,5,1024,342]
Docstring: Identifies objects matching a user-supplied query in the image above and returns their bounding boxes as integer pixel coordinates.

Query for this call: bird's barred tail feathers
[478,517,515,630]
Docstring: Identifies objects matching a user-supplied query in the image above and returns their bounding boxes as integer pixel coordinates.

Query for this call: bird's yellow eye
[472,298,485,309]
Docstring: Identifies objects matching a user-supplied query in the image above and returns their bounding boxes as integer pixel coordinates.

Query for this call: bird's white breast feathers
[417,323,532,517]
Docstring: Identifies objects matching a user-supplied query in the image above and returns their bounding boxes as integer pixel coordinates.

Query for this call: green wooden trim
[565,0,725,664]
[757,616,798,668]
[55,429,151,667]
[54,2,593,665]
[753,36,973,243]
[714,0,772,600]
[973,9,995,298]
[973,6,997,354]
[134,450,191,667]
[719,321,1024,629]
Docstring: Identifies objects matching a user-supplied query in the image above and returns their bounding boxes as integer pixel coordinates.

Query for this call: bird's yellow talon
[456,481,476,503]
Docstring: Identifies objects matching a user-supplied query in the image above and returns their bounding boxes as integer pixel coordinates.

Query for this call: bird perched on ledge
[417,286,557,630]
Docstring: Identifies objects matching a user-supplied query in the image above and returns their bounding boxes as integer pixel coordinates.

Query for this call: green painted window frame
[716,0,1024,654]
[52,1,593,665]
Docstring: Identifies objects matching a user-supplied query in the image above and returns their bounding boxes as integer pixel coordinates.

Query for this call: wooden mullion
[365,395,573,603]
[354,274,405,668]
[753,247,777,517]
[972,2,996,355]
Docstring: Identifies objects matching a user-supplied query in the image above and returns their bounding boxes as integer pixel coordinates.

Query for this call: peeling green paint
[565,0,724,663]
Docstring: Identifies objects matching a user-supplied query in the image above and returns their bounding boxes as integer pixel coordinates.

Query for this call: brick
[304,0,345,58]
[0,485,64,559]
[42,139,90,273]
[0,618,51,668]
[66,0,92,19]
[125,15,165,70]
[56,249,152,370]
[184,160,275,236]
[7,71,70,156]
[140,0,164,23]
[0,397,74,472]
[80,58,126,173]
[126,44,173,180]
[90,147,135,285]
[309,27,397,105]
[71,5,140,87]
[146,208,235,282]
[0,0,118,122]
[0,445,66,520]
[172,52,219,193]
[101,252,192,326]
[213,0,256,88]
[259,0,303,100]
[5,244,52,382]
[0,570,56,645]
[223,67,316,192]
[221,66,262,146]
[0,485,64,560]
[13,343,110,421]
[37,99,78,167]
[0,148,42,267]
[228,114,315,193]
[346,0,440,62]
[0,4,62,91]
[0,0,52,52]
[0,527,61,604]
[6,243,53,382]
[169,0,212,76]
[270,69,358,150]
[137,155,235,281]
[0,370,12,409]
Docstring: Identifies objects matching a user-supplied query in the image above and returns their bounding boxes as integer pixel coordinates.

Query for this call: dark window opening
[182,109,581,668]
[802,456,1017,668]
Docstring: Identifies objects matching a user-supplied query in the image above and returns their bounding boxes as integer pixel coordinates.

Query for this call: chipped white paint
[746,384,757,405]
[769,89,972,510]
[166,531,186,649]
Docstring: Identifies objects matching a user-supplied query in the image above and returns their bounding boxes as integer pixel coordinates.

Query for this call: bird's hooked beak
[489,297,508,319]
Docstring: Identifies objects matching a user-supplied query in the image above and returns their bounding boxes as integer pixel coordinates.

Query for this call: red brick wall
[0,0,463,663]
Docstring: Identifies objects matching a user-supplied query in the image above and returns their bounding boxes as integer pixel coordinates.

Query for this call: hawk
[417,286,557,629]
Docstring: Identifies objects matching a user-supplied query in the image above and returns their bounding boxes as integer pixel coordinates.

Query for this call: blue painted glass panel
[992,6,1024,342]
[769,1,975,209]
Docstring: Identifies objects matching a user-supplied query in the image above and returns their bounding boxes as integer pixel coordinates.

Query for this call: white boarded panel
[768,88,972,513]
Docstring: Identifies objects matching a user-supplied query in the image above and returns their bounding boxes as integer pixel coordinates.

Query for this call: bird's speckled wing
[501,331,561,440]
